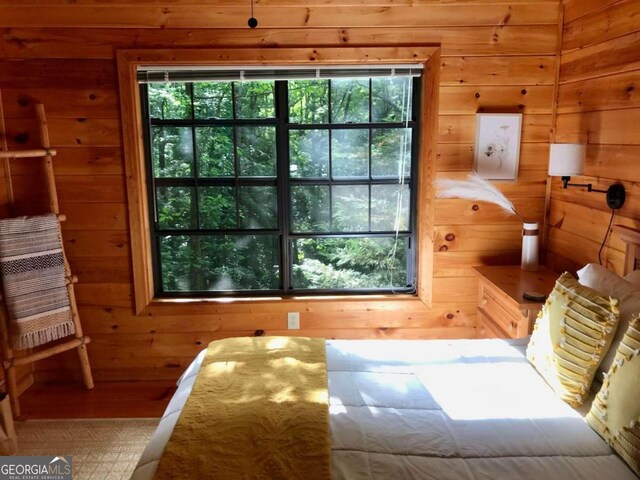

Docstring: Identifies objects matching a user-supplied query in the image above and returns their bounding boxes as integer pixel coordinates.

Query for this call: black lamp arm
[560,176,602,191]
[560,176,626,209]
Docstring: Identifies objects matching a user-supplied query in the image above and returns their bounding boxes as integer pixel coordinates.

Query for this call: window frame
[117,47,439,314]
[141,77,421,297]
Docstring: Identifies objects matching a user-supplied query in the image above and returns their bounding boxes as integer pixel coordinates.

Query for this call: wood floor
[18,381,176,419]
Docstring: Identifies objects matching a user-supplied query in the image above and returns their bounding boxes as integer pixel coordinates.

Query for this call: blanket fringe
[13,322,75,350]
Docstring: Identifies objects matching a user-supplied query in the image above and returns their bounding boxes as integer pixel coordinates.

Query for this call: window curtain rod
[137,65,423,84]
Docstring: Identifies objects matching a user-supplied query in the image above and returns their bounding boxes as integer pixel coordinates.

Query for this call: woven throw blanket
[0,214,74,349]
[154,336,332,480]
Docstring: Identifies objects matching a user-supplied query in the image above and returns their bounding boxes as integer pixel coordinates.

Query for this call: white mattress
[131,338,637,480]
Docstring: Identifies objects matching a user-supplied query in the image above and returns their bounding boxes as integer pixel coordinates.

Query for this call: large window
[140,68,421,296]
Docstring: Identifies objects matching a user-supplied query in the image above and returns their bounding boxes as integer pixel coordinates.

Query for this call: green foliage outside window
[145,75,418,294]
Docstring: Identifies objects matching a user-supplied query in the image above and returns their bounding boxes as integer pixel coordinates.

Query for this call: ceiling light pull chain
[248,0,258,28]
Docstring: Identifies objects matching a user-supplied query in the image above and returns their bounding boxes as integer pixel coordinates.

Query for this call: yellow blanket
[154,336,332,480]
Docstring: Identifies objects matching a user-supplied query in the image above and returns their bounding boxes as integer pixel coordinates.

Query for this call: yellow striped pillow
[526,272,620,407]
[587,316,640,476]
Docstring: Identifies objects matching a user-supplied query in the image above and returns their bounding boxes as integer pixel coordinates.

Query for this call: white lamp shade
[548,143,586,176]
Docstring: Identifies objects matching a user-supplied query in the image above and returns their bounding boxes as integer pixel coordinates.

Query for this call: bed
[131,227,640,480]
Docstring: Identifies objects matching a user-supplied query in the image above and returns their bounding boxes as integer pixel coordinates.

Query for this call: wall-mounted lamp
[548,143,626,210]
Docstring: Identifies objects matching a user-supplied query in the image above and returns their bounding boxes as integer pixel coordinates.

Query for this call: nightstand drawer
[477,312,509,339]
[478,284,526,338]
[473,265,556,341]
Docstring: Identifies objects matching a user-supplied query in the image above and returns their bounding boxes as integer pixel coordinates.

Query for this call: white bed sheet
[131,338,637,480]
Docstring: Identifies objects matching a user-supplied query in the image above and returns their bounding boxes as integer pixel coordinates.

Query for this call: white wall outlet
[287,312,300,330]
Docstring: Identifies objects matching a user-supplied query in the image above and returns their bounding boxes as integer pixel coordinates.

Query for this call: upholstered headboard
[612,225,640,275]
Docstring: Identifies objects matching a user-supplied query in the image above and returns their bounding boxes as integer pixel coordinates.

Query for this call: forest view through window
[140,68,421,296]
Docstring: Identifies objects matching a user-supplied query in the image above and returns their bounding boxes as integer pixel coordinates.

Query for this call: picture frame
[473,113,523,180]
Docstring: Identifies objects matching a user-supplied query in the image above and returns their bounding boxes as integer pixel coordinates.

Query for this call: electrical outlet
[287,312,300,330]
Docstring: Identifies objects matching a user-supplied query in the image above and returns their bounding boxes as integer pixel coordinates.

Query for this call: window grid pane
[144,75,418,295]
[291,236,410,290]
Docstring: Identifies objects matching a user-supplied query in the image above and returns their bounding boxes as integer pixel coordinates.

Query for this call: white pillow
[625,270,640,288]
[577,263,640,377]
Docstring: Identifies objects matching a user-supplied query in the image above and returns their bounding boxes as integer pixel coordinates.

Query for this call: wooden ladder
[0,101,94,416]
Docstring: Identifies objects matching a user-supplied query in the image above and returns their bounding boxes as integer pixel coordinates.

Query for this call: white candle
[522,221,539,271]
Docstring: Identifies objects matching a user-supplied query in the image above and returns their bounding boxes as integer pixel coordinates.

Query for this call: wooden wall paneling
[119,45,438,66]
[548,0,640,277]
[556,70,640,114]
[547,226,626,274]
[74,303,477,334]
[438,85,555,114]
[0,1,561,382]
[544,249,580,274]
[559,29,640,83]
[0,0,563,5]
[435,198,545,225]
[67,256,132,284]
[12,175,126,203]
[581,144,640,182]
[436,143,476,171]
[554,108,640,145]
[2,118,121,148]
[433,277,478,304]
[57,202,127,230]
[10,147,124,176]
[563,0,640,51]
[439,56,556,86]
[61,230,130,258]
[548,200,639,254]
[1,88,119,119]
[562,0,622,23]
[434,224,523,253]
[434,250,522,277]
[0,27,560,59]
[0,59,117,88]
[0,4,559,28]
[143,297,427,317]
[74,283,133,309]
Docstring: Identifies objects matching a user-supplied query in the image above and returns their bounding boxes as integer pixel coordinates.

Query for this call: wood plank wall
[547,0,640,274]
[0,0,559,382]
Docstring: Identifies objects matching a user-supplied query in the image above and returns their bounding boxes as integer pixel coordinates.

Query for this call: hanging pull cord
[387,77,414,292]
[248,0,258,28]
[598,208,616,266]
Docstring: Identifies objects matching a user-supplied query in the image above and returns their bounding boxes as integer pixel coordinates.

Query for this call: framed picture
[473,113,523,180]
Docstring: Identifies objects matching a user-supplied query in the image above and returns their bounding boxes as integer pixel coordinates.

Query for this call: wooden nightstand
[472,265,559,339]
